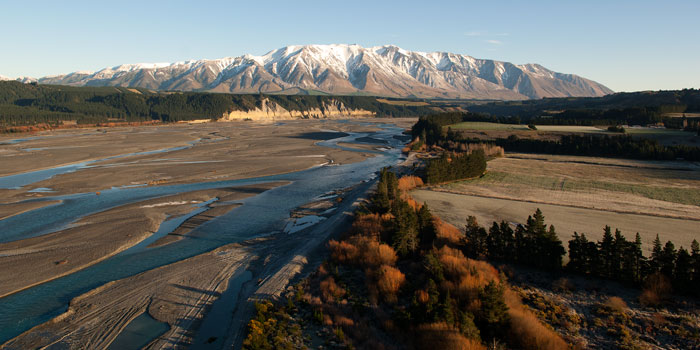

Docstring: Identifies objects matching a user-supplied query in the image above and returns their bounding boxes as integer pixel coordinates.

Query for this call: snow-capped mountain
[36,44,612,99]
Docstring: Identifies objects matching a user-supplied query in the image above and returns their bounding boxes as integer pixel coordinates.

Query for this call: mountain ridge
[14,44,613,100]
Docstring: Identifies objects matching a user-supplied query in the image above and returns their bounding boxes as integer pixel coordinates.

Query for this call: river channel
[0,122,406,344]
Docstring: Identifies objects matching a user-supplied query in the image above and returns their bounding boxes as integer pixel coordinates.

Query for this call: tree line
[480,134,700,161]
[411,113,700,161]
[467,88,700,123]
[461,209,700,298]
[424,150,487,184]
[569,230,700,296]
[0,81,437,126]
[463,209,566,271]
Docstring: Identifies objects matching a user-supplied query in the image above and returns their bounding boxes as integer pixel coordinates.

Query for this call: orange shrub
[368,242,398,267]
[454,274,491,301]
[320,276,346,302]
[334,315,355,327]
[640,273,672,307]
[376,264,405,303]
[398,175,424,193]
[351,213,385,238]
[405,197,422,210]
[328,239,358,263]
[434,217,463,246]
[330,236,398,267]
[501,287,567,350]
[416,289,430,304]
[605,296,628,313]
[416,323,486,350]
[464,143,505,158]
[438,246,470,278]
[508,307,568,350]
[467,259,500,282]
[353,236,397,267]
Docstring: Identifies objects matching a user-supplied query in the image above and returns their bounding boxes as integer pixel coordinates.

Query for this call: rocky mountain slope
[35,44,612,100]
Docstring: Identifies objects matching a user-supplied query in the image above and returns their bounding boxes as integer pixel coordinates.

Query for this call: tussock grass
[454,170,700,206]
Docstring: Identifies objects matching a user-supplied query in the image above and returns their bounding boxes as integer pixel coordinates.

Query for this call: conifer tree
[632,233,646,283]
[568,233,584,273]
[499,221,515,258]
[478,281,510,339]
[691,240,700,296]
[464,216,488,259]
[612,229,627,279]
[598,226,615,278]
[458,311,480,340]
[417,204,436,250]
[660,241,677,278]
[390,200,419,257]
[513,224,527,264]
[426,278,440,322]
[650,234,663,273]
[674,247,692,293]
[440,290,456,326]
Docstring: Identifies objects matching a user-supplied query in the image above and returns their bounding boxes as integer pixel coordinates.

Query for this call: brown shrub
[398,175,424,193]
[351,213,385,238]
[467,259,500,282]
[334,315,355,327]
[604,296,628,313]
[323,314,333,326]
[438,246,470,278]
[320,276,346,302]
[434,217,463,246]
[552,277,574,293]
[464,143,505,158]
[352,236,397,267]
[405,197,422,210]
[435,246,501,301]
[368,243,398,266]
[453,274,490,301]
[508,307,568,350]
[329,236,398,267]
[416,323,486,350]
[376,264,405,303]
[328,239,358,263]
[640,273,672,307]
[416,289,430,304]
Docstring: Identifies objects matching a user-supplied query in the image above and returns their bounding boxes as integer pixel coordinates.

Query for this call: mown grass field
[414,153,700,250]
[448,122,699,146]
[449,122,609,133]
[411,189,699,253]
[455,169,700,206]
[449,121,531,131]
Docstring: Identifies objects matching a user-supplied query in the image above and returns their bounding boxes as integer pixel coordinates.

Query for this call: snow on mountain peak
[30,44,613,99]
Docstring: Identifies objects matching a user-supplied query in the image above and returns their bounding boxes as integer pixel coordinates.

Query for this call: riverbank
[0,182,287,299]
[2,178,376,350]
[0,119,400,203]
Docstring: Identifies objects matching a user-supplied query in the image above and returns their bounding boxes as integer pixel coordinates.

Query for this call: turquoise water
[106,312,170,350]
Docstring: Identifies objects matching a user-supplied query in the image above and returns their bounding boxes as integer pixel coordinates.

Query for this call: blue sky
[1,0,698,92]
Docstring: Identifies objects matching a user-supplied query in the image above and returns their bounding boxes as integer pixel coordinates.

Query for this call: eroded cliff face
[220,98,374,121]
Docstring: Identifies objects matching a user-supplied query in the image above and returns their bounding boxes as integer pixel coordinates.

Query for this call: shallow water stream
[0,123,406,344]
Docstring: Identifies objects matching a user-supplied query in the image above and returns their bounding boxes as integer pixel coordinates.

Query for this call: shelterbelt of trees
[244,170,568,350]
[0,81,435,128]
[411,112,700,161]
[463,210,700,301]
[466,88,700,126]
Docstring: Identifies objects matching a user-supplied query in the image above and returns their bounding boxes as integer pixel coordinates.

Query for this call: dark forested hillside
[465,89,700,126]
[0,81,436,128]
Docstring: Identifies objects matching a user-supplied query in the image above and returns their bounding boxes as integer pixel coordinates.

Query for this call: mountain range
[12,44,613,100]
